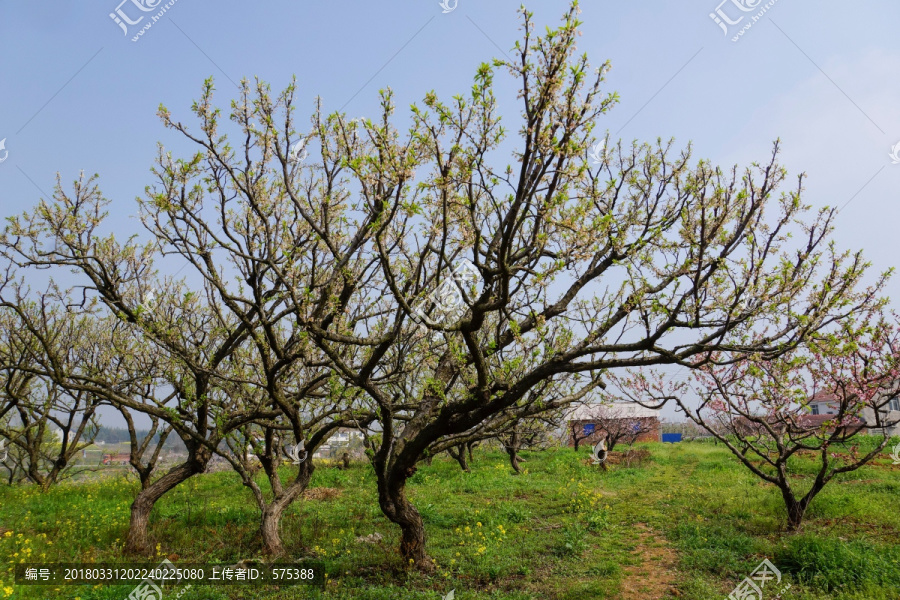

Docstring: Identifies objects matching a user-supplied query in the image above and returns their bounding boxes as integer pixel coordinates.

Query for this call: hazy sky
[1,0,899,423]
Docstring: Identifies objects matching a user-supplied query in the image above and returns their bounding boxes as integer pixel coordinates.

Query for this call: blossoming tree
[605,315,900,530]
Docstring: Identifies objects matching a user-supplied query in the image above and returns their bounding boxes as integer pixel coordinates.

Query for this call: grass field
[1,441,899,599]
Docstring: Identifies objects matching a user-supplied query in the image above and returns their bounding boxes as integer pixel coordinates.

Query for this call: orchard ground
[1,440,899,600]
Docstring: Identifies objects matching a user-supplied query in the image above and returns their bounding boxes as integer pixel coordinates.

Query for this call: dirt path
[618,523,680,600]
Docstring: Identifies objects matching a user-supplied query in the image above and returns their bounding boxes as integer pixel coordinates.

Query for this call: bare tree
[0,295,101,491]
[0,69,371,552]
[498,417,557,474]
[608,315,900,530]
[215,367,373,555]
[426,385,567,474]
[145,81,389,556]
[0,283,171,493]
[0,230,272,554]
[301,4,880,569]
[115,405,173,491]
[570,421,594,452]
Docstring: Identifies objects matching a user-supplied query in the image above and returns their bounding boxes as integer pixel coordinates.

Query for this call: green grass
[1,441,899,599]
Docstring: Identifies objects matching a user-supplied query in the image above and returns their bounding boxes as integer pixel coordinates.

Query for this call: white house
[808,397,839,416]
[328,429,364,446]
[808,393,900,436]
[312,429,364,458]
[865,394,900,437]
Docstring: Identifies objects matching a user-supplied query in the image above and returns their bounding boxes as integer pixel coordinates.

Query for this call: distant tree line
[93,426,183,450]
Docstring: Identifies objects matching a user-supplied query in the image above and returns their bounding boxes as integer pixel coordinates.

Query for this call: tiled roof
[567,403,661,421]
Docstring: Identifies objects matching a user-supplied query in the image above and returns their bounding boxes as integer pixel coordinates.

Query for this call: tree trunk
[466,441,476,464]
[260,502,288,557]
[779,480,806,532]
[259,463,314,557]
[506,431,522,474]
[785,498,807,531]
[780,478,824,531]
[457,450,469,473]
[447,445,470,473]
[138,468,153,491]
[124,456,207,554]
[377,470,431,571]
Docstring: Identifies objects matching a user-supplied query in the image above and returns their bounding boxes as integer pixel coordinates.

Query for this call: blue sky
[1,1,899,422]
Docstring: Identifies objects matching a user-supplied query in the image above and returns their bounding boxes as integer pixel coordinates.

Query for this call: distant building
[566,403,661,447]
[312,444,331,459]
[328,428,363,445]
[808,392,900,437]
[102,453,131,465]
[731,414,867,437]
[313,429,364,458]
[808,396,839,416]
[724,387,900,437]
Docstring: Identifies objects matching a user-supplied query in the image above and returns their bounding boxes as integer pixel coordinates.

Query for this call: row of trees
[0,3,896,570]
